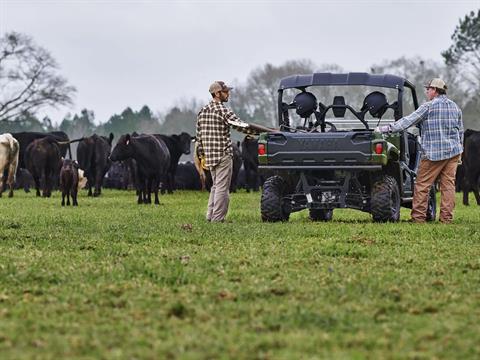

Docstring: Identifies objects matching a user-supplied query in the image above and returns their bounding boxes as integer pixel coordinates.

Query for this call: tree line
[1,9,479,139]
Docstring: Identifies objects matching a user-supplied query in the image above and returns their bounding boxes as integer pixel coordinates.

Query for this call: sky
[1,0,478,125]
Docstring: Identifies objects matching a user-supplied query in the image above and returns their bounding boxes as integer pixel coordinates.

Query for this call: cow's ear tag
[126,140,129,145]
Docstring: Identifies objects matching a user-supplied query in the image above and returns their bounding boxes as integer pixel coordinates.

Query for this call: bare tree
[0,31,76,121]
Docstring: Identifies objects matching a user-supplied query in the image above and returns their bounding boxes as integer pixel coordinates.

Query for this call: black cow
[24,136,62,197]
[12,131,71,170]
[174,162,202,190]
[110,134,170,204]
[153,132,192,194]
[77,133,114,197]
[241,135,261,192]
[461,129,480,205]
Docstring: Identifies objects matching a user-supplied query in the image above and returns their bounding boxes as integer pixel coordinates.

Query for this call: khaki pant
[207,154,233,222]
[411,154,460,223]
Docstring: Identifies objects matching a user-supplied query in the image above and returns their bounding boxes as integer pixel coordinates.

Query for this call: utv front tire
[309,209,333,221]
[261,176,290,222]
[371,175,400,222]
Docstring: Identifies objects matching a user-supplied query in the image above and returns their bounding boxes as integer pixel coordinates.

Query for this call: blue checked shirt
[390,95,463,161]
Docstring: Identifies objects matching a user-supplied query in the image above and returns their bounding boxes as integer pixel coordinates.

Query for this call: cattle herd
[0,130,479,207]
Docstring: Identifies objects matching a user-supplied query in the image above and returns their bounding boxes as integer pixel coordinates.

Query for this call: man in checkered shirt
[196,81,257,222]
[376,78,464,223]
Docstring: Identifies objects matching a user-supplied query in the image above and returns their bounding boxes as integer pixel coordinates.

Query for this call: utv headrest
[361,91,389,119]
[332,96,346,118]
[294,91,317,118]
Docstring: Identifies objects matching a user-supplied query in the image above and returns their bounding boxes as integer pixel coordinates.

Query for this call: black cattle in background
[153,132,192,194]
[24,136,62,197]
[461,129,480,205]
[174,162,202,190]
[12,131,71,170]
[241,135,261,192]
[77,133,114,197]
[110,134,170,204]
[103,159,137,190]
[204,142,242,193]
[455,163,464,192]
[14,168,35,192]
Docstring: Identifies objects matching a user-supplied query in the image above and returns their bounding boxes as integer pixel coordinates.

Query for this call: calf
[59,159,79,206]
[24,136,61,197]
[110,134,170,204]
[461,129,480,205]
[0,133,20,198]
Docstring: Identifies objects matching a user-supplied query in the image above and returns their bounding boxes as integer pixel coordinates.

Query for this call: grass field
[0,189,479,359]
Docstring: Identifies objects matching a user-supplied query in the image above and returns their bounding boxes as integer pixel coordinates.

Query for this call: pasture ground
[0,190,479,359]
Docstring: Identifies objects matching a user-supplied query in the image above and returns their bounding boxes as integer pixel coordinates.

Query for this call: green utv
[258,72,436,222]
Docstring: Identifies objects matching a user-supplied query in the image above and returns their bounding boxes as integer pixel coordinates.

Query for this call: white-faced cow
[24,136,61,197]
[77,133,114,197]
[110,134,170,204]
[0,133,20,198]
[461,129,480,205]
[153,132,192,194]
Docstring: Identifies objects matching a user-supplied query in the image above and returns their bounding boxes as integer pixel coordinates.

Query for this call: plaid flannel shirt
[196,100,256,168]
[390,95,463,161]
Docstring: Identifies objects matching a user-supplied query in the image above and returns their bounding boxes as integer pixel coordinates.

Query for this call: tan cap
[209,81,233,94]
[425,78,447,90]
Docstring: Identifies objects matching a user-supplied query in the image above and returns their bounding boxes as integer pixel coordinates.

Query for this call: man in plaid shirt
[196,81,257,222]
[376,78,464,223]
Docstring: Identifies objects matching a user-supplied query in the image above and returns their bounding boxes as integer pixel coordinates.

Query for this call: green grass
[0,189,479,359]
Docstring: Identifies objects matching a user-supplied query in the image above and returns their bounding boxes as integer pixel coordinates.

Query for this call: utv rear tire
[371,175,400,222]
[426,186,437,222]
[309,209,333,221]
[261,176,290,222]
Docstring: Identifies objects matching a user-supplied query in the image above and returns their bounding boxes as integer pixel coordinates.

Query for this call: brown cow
[60,159,79,206]
[0,133,20,198]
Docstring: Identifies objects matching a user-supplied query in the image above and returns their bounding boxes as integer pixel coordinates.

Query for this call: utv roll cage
[277,72,419,132]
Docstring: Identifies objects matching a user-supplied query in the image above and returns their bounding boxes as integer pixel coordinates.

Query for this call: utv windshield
[280,85,401,131]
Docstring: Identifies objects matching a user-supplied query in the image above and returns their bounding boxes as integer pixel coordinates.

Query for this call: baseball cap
[209,81,234,94]
[424,78,447,90]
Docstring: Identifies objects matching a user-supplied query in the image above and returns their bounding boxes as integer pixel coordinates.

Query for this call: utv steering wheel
[309,121,337,133]
[324,121,337,132]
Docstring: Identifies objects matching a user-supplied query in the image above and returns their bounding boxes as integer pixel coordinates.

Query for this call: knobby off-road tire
[309,209,334,221]
[426,186,437,222]
[261,176,290,222]
[371,175,400,222]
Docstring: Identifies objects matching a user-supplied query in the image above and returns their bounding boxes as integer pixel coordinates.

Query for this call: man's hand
[374,125,391,134]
